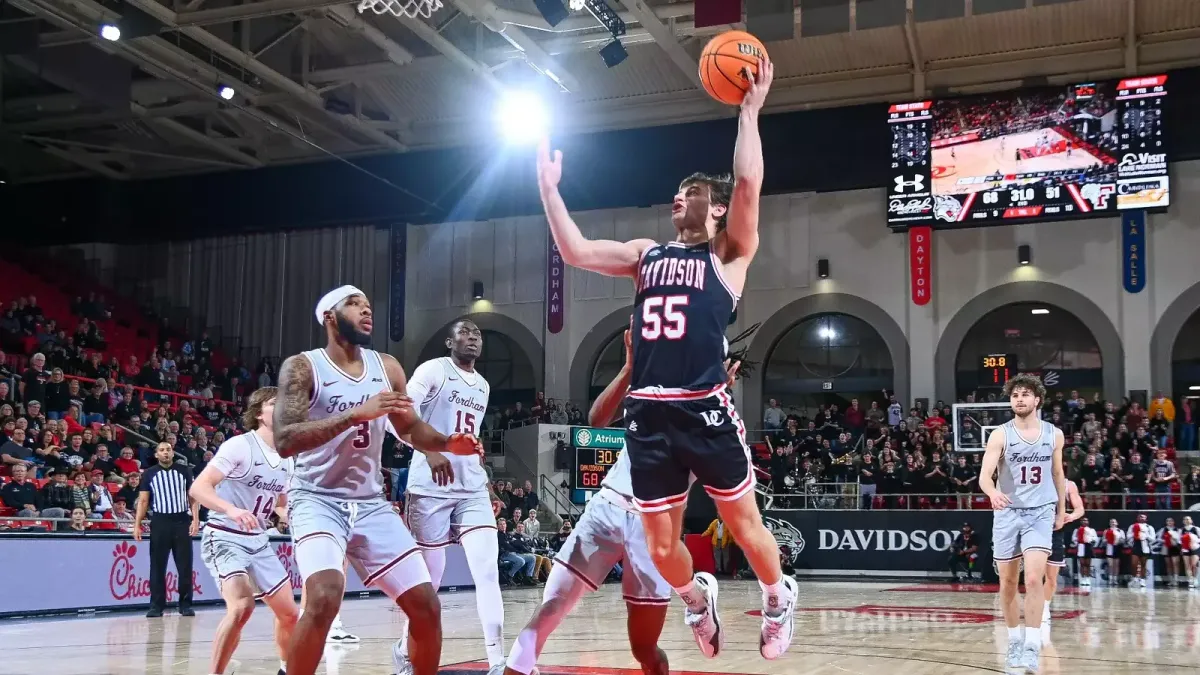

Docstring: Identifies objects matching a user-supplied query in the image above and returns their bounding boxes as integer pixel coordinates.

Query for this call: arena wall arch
[416,312,544,391]
[1149,281,1200,396]
[934,281,1124,402]
[742,294,910,435]
[569,306,639,407]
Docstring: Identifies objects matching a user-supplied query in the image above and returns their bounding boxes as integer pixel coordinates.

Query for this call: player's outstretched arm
[722,57,774,263]
[276,355,367,457]
[979,426,1009,509]
[537,137,654,277]
[1052,428,1067,528]
[1065,480,1085,523]
[380,354,477,458]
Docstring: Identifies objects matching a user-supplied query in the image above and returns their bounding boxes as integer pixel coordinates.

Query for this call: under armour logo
[628,421,638,432]
[893,174,925,193]
[700,411,723,427]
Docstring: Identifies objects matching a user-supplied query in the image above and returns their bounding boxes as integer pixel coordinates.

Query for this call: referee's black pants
[149,513,193,610]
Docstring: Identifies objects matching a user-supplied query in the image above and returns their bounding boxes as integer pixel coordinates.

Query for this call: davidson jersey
[291,347,390,500]
[630,241,737,396]
[207,431,291,533]
[404,357,490,497]
[997,419,1059,508]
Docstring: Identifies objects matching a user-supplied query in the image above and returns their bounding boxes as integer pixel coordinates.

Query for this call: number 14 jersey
[405,357,491,497]
[631,241,737,397]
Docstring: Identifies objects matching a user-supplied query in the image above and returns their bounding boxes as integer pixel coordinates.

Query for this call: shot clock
[979,353,1018,388]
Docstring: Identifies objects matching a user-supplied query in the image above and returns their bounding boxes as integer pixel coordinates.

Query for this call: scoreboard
[979,353,1018,388]
[887,75,1169,229]
[570,426,624,492]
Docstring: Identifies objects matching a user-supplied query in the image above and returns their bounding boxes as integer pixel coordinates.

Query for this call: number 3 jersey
[404,357,490,497]
[291,347,391,501]
[208,431,292,534]
[997,419,1059,509]
[631,241,737,397]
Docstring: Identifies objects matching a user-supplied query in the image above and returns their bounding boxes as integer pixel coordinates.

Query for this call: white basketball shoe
[760,575,798,660]
[683,572,723,658]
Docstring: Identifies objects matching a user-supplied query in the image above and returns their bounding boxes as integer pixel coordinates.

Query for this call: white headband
[315,285,365,325]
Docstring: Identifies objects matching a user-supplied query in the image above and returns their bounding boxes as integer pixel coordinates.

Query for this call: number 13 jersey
[631,241,737,397]
[405,357,490,497]
[997,419,1058,509]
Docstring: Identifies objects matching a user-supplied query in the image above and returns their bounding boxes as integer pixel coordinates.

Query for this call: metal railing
[763,489,1200,511]
[0,515,144,533]
[539,474,583,523]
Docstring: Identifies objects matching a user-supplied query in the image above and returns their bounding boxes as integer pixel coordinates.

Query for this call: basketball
[698,31,768,105]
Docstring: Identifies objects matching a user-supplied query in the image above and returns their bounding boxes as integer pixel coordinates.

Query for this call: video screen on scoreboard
[887,75,1169,228]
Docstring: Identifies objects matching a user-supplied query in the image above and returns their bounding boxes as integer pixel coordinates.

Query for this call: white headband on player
[315,285,365,325]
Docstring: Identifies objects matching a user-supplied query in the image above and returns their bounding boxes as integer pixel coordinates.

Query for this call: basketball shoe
[327,615,360,644]
[683,572,723,658]
[759,575,798,659]
[1020,641,1042,673]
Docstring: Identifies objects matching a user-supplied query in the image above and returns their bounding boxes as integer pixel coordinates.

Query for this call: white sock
[1009,626,1024,642]
[280,660,287,672]
[760,579,790,616]
[674,581,708,613]
[331,613,344,630]
[1025,630,1042,648]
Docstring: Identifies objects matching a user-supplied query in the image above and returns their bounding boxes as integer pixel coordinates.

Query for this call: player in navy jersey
[536,55,796,661]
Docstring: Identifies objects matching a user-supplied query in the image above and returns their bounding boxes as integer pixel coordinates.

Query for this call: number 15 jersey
[405,357,490,497]
[631,241,737,397]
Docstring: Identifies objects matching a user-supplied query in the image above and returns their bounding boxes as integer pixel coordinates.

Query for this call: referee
[134,441,199,617]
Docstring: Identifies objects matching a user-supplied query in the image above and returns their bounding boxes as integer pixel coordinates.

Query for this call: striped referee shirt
[140,463,194,515]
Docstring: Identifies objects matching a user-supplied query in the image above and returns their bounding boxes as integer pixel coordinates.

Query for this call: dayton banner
[389,224,407,342]
[909,226,932,305]
[0,534,473,618]
[546,238,565,334]
[1122,210,1146,293]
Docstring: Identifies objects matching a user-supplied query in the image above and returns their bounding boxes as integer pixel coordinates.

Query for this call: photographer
[949,523,983,583]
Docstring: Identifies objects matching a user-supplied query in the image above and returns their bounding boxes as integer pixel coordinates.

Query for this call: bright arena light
[496,91,548,144]
[99,23,121,41]
[818,326,838,340]
[218,85,236,101]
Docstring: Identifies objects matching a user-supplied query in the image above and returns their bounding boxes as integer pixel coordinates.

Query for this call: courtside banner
[1122,210,1146,293]
[546,238,566,334]
[908,226,932,305]
[0,535,472,617]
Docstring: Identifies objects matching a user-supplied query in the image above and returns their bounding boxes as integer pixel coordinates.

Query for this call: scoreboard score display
[979,353,1018,388]
[888,75,1168,229]
[570,426,625,491]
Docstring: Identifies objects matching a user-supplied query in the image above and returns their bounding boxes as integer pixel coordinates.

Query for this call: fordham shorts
[200,526,290,599]
[552,489,670,605]
[623,387,753,512]
[288,490,429,599]
[993,503,1056,562]
[405,492,497,548]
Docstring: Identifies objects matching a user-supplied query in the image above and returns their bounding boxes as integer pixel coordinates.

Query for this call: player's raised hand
[537,137,563,191]
[723,358,741,389]
[741,56,774,113]
[988,491,1012,510]
[425,451,455,486]
[352,391,413,422]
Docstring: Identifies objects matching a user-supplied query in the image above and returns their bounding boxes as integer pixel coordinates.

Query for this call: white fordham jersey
[996,419,1058,508]
[600,443,633,500]
[404,357,490,497]
[207,431,292,533]
[290,347,390,500]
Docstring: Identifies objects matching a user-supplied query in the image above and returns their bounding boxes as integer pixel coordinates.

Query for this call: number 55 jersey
[404,356,491,498]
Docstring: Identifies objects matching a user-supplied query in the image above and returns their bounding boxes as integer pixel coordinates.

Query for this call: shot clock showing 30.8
[980,353,1018,388]
[575,446,620,490]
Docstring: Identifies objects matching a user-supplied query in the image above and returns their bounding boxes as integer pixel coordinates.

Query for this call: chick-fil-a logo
[274,542,304,591]
[109,541,203,601]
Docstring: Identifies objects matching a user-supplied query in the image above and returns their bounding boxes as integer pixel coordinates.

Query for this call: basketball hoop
[358,0,442,20]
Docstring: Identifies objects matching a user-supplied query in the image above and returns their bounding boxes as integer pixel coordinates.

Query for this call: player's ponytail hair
[1002,373,1047,403]
[243,386,278,430]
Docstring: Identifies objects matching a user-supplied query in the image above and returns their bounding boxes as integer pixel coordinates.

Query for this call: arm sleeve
[405,360,444,409]
[209,437,252,480]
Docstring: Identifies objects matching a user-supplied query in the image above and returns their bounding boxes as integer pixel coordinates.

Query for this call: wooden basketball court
[932,129,1108,196]
[2,580,1196,674]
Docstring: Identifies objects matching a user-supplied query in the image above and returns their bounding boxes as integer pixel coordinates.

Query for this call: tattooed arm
[273,354,408,458]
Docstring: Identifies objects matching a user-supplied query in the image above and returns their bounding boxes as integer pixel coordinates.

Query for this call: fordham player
[1042,479,1084,631]
[191,387,298,675]
[536,58,796,661]
[979,374,1065,674]
[505,326,744,675]
[273,286,481,675]
[392,319,506,675]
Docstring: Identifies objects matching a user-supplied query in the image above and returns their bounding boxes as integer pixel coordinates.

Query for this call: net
[952,402,1019,453]
[358,0,442,20]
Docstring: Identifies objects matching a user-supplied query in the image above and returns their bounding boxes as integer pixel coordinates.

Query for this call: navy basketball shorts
[623,388,753,512]
[1048,527,1066,567]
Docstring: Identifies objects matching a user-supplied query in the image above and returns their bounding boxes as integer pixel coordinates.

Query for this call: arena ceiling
[2,0,1200,183]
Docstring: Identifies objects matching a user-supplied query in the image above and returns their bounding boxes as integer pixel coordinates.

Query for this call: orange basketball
[698,31,768,106]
